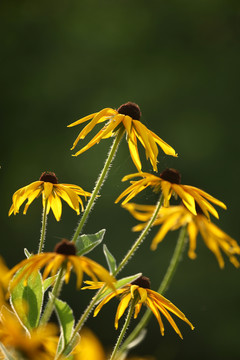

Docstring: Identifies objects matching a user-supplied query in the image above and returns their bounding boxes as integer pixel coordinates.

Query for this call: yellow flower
[72,328,106,360]
[8,171,91,221]
[0,257,10,308]
[0,306,58,360]
[116,168,226,219]
[68,102,177,172]
[73,327,155,360]
[123,203,240,268]
[86,276,194,339]
[8,239,115,291]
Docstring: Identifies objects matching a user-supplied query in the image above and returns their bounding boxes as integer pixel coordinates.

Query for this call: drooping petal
[145,297,164,336]
[43,182,53,200]
[48,193,62,221]
[114,293,132,329]
[148,130,177,157]
[187,221,198,259]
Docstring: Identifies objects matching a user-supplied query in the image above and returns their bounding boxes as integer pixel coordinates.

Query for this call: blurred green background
[1,1,240,359]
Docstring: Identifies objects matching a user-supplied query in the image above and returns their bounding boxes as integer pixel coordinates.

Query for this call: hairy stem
[109,299,136,360]
[38,200,48,253]
[71,128,124,243]
[40,267,65,325]
[120,225,187,352]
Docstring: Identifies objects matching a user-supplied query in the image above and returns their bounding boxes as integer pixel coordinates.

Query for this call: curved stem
[114,194,163,276]
[71,129,124,243]
[120,225,187,352]
[109,299,136,360]
[57,194,164,359]
[38,201,48,253]
[40,267,65,325]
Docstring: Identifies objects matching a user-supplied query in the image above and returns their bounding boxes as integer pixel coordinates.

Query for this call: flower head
[8,239,115,290]
[68,102,177,172]
[123,203,240,268]
[85,276,194,339]
[8,171,91,221]
[0,307,58,360]
[116,168,226,219]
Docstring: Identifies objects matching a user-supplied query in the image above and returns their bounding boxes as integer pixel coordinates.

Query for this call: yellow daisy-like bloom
[8,239,115,291]
[0,257,10,308]
[73,327,155,360]
[8,171,91,221]
[85,276,194,339]
[73,328,106,360]
[123,203,240,268]
[0,307,58,360]
[116,168,226,219]
[68,102,177,172]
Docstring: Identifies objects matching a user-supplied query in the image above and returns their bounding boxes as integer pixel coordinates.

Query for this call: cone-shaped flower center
[131,275,151,289]
[39,171,58,184]
[160,168,181,184]
[54,239,76,255]
[117,102,141,120]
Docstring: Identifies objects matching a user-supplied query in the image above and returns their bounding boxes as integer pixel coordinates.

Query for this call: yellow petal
[114,293,132,329]
[48,193,62,221]
[43,182,53,200]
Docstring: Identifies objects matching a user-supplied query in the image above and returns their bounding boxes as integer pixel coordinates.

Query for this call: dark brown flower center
[117,102,141,120]
[39,171,58,184]
[54,239,76,256]
[131,275,151,289]
[160,168,181,184]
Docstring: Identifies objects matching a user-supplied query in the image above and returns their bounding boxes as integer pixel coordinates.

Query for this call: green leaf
[24,248,32,258]
[75,229,106,256]
[43,275,58,292]
[10,269,43,331]
[62,333,80,357]
[98,273,142,301]
[103,244,117,274]
[53,296,75,351]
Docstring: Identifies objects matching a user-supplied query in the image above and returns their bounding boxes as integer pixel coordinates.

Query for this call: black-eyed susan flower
[0,257,10,308]
[8,171,91,221]
[8,239,115,290]
[0,307,59,360]
[85,276,194,339]
[68,102,177,172]
[123,203,240,268]
[116,168,226,219]
[73,328,106,360]
[73,327,154,360]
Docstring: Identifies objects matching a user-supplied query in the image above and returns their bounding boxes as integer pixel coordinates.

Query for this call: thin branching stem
[119,225,188,353]
[38,200,48,253]
[71,128,124,243]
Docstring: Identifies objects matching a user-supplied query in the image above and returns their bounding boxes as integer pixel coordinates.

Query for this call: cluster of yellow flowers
[2,102,239,359]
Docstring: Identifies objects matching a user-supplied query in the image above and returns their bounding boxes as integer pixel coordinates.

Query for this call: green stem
[40,267,65,325]
[114,194,163,275]
[120,225,187,352]
[109,299,136,360]
[38,200,48,253]
[71,129,124,243]
[57,194,164,359]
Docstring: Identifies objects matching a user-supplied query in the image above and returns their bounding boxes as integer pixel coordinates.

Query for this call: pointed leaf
[43,275,58,292]
[53,295,75,351]
[62,333,80,357]
[75,229,106,256]
[24,248,32,258]
[98,273,142,301]
[10,269,43,331]
[103,244,117,274]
